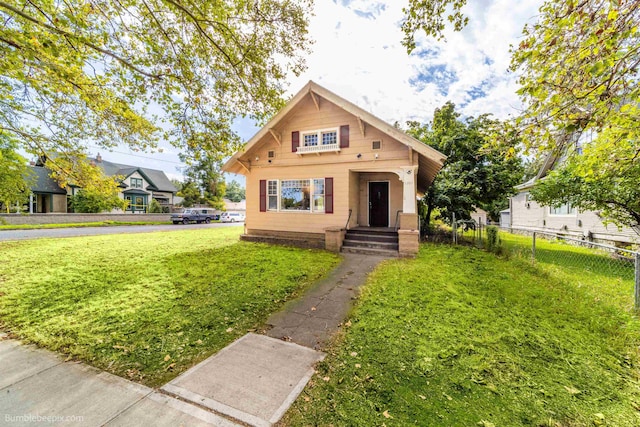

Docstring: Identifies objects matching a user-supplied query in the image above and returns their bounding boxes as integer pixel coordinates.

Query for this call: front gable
[222,81,446,194]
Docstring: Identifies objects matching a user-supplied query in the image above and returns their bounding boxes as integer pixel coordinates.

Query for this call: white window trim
[548,203,577,217]
[266,178,326,213]
[297,128,341,155]
[267,179,278,211]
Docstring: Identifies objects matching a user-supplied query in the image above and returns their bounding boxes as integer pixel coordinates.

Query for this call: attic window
[372,140,382,150]
[268,150,275,158]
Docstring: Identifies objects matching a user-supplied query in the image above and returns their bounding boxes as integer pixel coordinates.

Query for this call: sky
[90,0,543,184]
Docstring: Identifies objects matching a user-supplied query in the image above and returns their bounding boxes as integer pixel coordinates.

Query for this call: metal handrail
[345,208,352,230]
[394,210,403,231]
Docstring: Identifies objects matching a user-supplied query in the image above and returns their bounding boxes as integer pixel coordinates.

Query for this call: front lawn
[0,220,171,230]
[283,240,640,426]
[0,227,340,386]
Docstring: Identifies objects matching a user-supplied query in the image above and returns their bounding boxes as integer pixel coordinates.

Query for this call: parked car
[220,212,245,223]
[171,208,217,224]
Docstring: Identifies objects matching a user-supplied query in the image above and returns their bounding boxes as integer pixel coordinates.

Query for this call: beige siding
[357,172,403,227]
[245,165,349,234]
[241,97,411,169]
[511,190,640,244]
[242,97,417,235]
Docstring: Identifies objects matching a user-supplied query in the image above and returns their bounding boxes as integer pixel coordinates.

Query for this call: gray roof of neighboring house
[28,166,67,195]
[91,158,177,193]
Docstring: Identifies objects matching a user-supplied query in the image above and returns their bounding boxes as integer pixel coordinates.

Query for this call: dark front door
[369,181,389,227]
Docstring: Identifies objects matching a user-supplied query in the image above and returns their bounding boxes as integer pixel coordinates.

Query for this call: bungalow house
[28,155,177,213]
[222,81,447,256]
[508,154,640,245]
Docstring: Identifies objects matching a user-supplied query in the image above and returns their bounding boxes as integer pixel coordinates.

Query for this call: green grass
[0,227,340,386]
[283,238,640,426]
[0,220,172,230]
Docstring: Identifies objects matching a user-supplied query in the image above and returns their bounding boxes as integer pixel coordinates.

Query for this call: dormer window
[131,178,143,188]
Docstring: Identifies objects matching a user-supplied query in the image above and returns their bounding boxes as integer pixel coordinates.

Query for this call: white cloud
[288,0,543,124]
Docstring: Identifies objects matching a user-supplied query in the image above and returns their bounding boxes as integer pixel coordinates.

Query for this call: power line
[88,145,185,166]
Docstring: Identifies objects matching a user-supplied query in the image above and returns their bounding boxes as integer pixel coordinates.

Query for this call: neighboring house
[222,81,447,256]
[471,208,488,226]
[223,198,246,212]
[29,165,68,213]
[508,154,640,245]
[27,154,177,213]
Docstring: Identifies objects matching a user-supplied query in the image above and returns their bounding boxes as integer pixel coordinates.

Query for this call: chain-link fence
[502,228,639,309]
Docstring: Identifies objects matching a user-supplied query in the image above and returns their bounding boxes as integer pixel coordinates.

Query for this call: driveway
[0,222,243,242]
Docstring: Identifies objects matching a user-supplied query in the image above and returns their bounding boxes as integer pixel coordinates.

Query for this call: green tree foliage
[148,198,163,213]
[0,134,32,212]
[401,0,468,50]
[180,155,226,209]
[70,189,126,213]
[407,102,524,226]
[225,180,245,202]
[0,0,312,193]
[177,181,200,208]
[402,0,640,231]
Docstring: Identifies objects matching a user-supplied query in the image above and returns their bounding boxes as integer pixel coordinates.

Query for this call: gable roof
[28,166,67,194]
[222,81,446,192]
[91,158,177,193]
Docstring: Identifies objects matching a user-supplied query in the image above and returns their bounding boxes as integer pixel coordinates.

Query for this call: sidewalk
[0,253,390,426]
[0,334,237,427]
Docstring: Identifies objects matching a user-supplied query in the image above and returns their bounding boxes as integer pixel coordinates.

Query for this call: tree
[406,102,524,226]
[181,154,226,209]
[225,180,245,202]
[402,0,640,231]
[70,189,126,213]
[0,0,312,193]
[0,134,32,212]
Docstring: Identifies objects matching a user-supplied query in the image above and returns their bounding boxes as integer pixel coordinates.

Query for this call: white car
[220,212,245,223]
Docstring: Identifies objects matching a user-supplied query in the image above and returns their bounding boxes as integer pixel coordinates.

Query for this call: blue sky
[89,0,543,184]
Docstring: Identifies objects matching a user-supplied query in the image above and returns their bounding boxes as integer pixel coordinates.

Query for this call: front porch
[325,169,420,257]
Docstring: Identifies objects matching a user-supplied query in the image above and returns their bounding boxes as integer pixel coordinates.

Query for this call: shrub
[486,225,502,254]
[148,199,162,213]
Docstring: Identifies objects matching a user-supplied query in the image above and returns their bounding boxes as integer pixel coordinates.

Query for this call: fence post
[635,252,640,311]
[532,232,536,263]
[452,213,456,244]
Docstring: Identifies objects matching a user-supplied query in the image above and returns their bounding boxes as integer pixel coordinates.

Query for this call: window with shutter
[325,177,334,214]
[339,125,349,148]
[259,180,266,212]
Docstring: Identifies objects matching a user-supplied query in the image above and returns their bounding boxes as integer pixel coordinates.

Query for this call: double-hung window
[313,179,325,212]
[267,180,278,210]
[131,178,143,189]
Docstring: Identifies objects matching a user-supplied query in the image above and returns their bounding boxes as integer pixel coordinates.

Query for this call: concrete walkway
[266,252,389,349]
[0,253,389,426]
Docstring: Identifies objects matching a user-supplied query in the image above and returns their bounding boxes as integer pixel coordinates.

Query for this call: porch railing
[345,209,352,230]
[394,210,403,231]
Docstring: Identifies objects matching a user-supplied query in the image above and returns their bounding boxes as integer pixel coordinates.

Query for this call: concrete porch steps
[341,228,399,256]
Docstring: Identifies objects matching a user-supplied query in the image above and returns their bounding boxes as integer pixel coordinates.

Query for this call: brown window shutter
[292,131,300,153]
[325,177,333,214]
[259,180,266,212]
[340,125,349,148]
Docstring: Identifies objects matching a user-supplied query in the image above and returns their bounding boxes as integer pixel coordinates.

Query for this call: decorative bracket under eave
[237,159,251,174]
[269,128,281,146]
[357,116,365,137]
[309,89,320,111]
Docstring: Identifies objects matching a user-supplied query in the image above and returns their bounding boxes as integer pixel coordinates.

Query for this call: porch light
[357,153,362,159]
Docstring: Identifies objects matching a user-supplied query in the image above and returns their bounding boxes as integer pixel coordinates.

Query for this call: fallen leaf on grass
[345,320,352,327]
[350,352,358,357]
[418,394,426,400]
[355,364,361,368]
[164,354,171,361]
[383,410,392,419]
[564,386,581,395]
[226,327,234,333]
[322,376,330,382]
[443,392,453,401]
[165,363,176,371]
[303,396,310,402]
[477,421,495,427]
